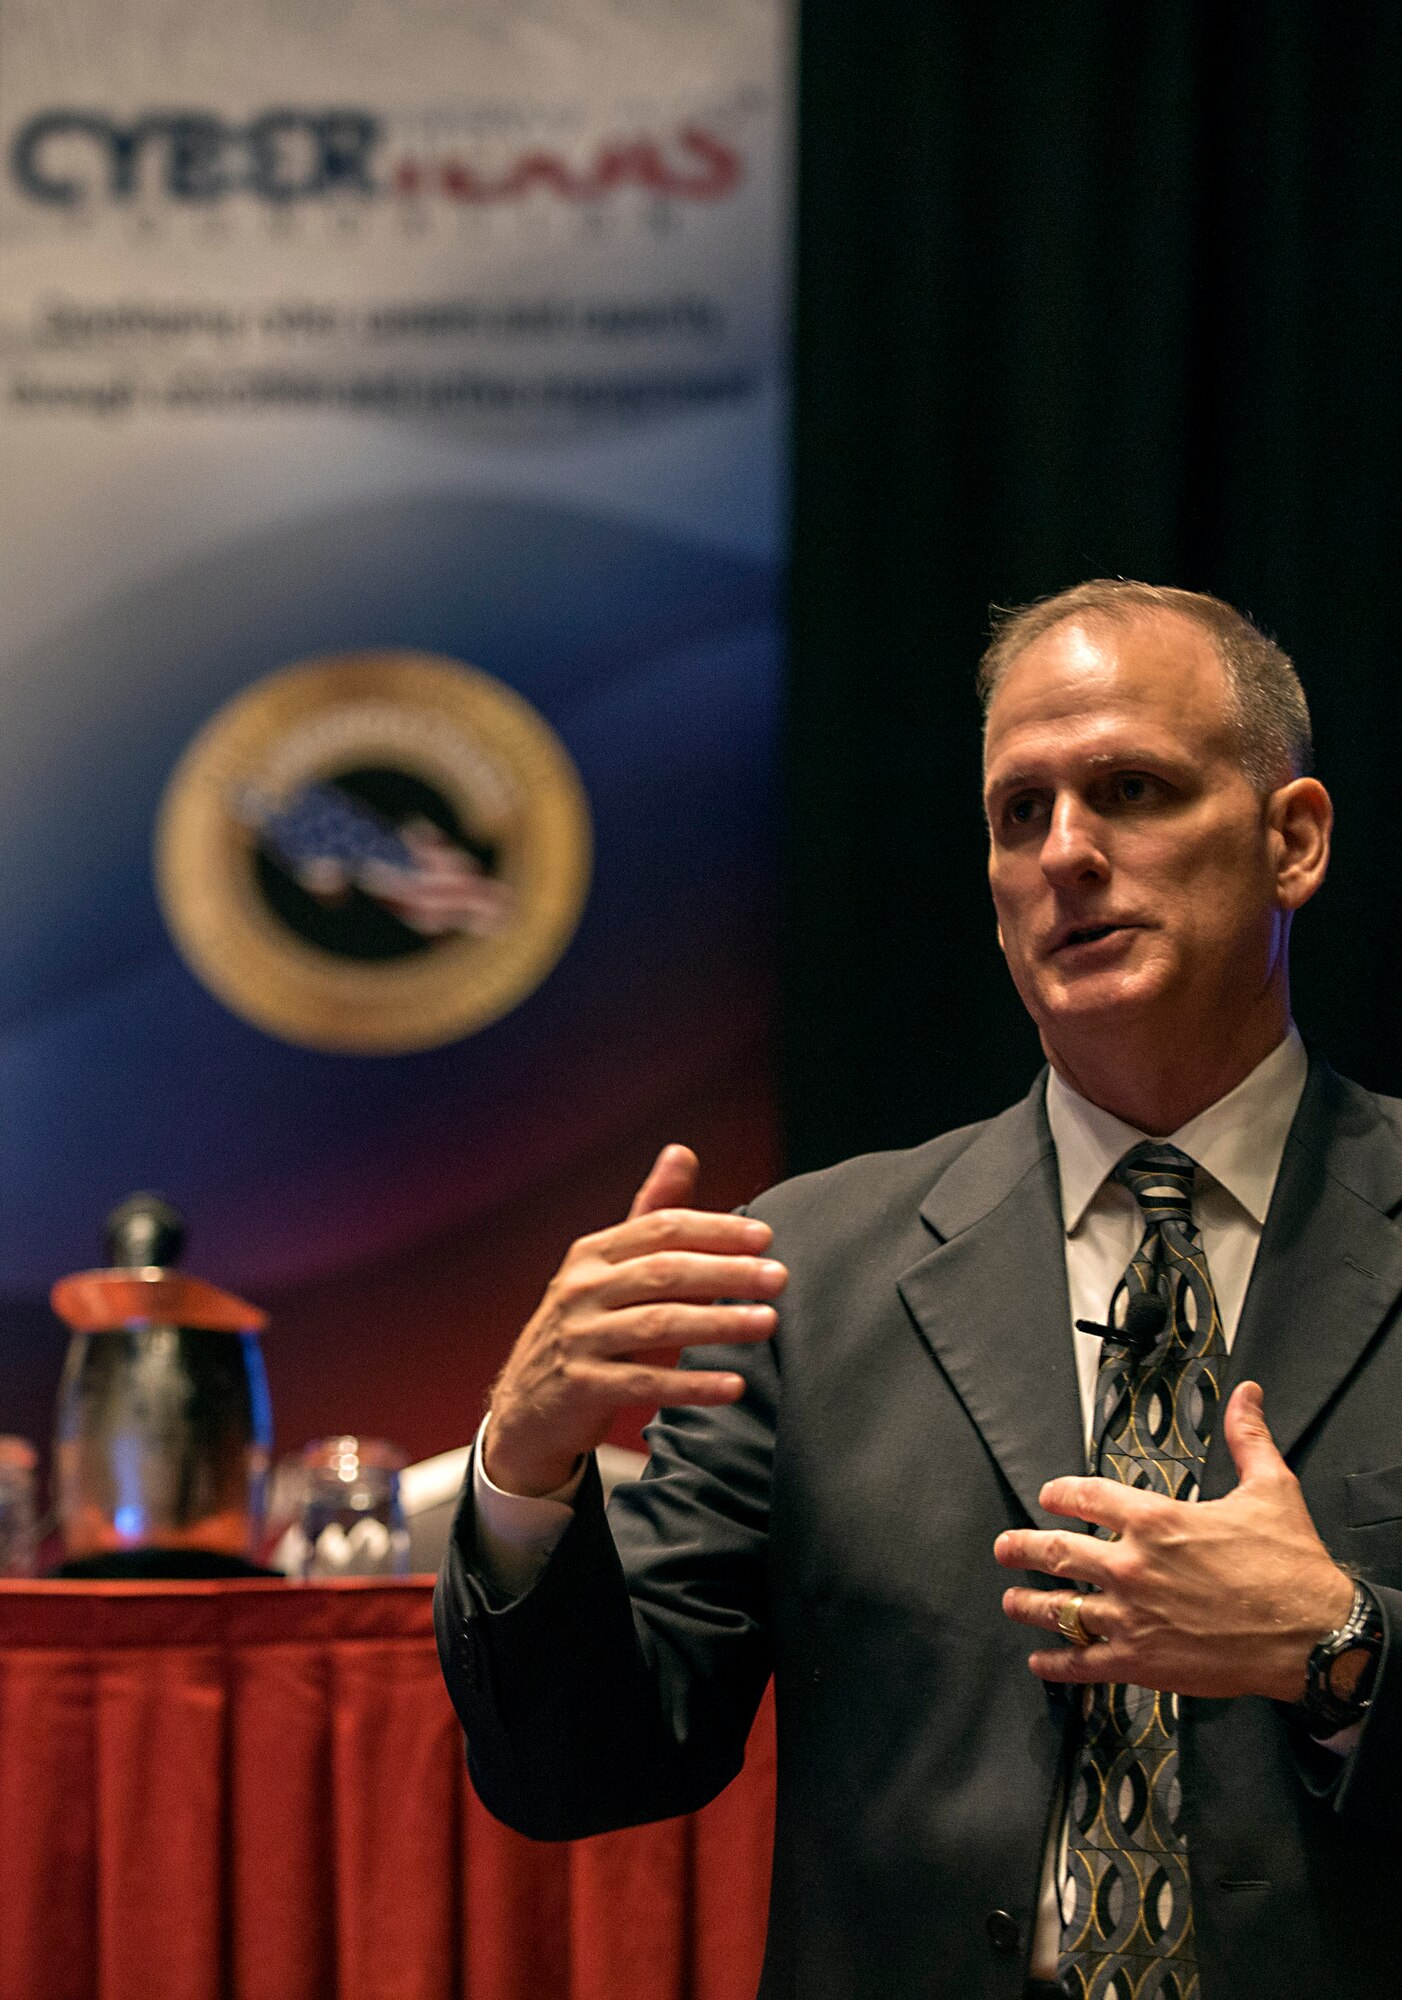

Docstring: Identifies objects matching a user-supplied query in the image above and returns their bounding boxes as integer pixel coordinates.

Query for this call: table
[0,1580,775,2000]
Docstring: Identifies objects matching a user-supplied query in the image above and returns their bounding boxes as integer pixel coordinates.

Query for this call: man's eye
[1005,796,1042,827]
[1113,773,1152,804]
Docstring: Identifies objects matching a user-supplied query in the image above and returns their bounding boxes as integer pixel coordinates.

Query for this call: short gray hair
[976,579,1312,789]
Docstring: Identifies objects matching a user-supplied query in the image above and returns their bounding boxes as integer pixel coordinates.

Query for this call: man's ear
[1269,777,1333,912]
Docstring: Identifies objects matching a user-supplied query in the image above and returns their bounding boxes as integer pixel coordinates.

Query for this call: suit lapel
[896,1059,1402,1520]
[897,1078,1086,1530]
[1201,1059,1402,1498]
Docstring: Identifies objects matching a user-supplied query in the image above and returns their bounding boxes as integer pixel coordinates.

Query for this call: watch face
[1325,1643,1377,1704]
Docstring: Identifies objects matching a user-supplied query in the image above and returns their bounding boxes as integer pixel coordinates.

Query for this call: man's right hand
[483,1144,787,1498]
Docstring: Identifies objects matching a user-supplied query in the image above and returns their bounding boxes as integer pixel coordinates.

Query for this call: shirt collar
[1045,1028,1308,1235]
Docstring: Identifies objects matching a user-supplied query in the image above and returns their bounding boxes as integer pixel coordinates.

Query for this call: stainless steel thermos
[51,1195,271,1562]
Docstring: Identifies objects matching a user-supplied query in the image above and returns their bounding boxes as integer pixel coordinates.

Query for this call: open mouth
[1054,923,1127,953]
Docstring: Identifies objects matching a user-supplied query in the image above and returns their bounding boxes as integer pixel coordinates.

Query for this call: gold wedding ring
[1055,1594,1096,1647]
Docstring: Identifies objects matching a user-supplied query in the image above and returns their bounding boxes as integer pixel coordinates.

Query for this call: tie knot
[1114,1141,1196,1223]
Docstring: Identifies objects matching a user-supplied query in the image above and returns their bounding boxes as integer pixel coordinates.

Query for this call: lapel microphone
[1075,1292,1169,1359]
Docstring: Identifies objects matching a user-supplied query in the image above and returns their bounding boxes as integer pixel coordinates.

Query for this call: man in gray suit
[437,582,1401,1998]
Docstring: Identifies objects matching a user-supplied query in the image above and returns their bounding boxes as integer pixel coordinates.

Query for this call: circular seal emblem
[155,651,591,1053]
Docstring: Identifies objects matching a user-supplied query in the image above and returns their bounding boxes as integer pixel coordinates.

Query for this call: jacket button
[985,1909,1021,1956]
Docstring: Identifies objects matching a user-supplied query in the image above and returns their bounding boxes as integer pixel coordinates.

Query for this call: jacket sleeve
[1294,1579,1402,1833]
[433,1332,778,1841]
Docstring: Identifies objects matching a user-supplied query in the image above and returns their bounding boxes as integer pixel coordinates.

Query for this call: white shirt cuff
[470,1413,584,1600]
[1315,1721,1362,1758]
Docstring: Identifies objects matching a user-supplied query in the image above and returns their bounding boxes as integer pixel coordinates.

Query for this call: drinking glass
[0,1438,38,1578]
[294,1437,409,1578]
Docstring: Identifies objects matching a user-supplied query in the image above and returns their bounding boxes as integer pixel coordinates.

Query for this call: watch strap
[1298,1580,1384,1736]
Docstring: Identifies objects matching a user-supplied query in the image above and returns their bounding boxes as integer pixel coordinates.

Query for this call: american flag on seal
[236,783,512,938]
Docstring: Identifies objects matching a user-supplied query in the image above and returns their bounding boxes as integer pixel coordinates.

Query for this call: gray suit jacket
[436,1059,1402,1998]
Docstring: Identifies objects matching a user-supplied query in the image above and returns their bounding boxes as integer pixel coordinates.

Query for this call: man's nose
[1040,794,1108,885]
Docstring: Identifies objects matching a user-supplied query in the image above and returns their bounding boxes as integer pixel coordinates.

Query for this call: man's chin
[1022,965,1166,1035]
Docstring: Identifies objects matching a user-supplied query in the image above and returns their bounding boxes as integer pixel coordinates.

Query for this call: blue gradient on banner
[0,494,779,1297]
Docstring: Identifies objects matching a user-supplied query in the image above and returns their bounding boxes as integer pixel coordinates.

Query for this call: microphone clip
[1075,1290,1169,1360]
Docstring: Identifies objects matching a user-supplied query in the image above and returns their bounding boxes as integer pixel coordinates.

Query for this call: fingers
[1223,1378,1289,1487]
[1036,1474,1143,1532]
[569,1359,749,1409]
[994,1525,1117,1590]
[1027,1639,1131,1684]
[488,1153,781,1496]
[598,1206,775,1263]
[593,1250,788,1309]
[628,1144,701,1220]
[1003,1586,1125,1683]
[1002,1586,1111,1640]
[578,1300,778,1359]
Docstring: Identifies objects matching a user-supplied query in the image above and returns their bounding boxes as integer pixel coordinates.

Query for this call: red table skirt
[0,1580,775,2000]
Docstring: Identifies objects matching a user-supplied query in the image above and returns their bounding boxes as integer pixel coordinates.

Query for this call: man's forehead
[998,606,1223,687]
[982,610,1233,763]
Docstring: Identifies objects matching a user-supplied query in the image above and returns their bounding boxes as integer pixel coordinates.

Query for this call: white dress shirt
[472,1030,1314,1978]
[1049,1029,1308,1451]
[1027,1028,1308,1974]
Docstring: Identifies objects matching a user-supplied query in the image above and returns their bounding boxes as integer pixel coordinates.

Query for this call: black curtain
[785,3,1402,1171]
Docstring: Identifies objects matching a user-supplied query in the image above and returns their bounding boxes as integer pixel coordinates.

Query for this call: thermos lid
[49,1190,268,1335]
[0,1435,37,1474]
[50,1270,268,1335]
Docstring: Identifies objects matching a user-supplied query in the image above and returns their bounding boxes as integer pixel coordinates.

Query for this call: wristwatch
[1297,1580,1384,1736]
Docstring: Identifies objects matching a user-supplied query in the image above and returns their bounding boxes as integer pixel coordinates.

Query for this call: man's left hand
[995,1379,1356,1701]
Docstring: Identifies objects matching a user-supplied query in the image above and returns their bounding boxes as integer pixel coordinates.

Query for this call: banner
[0,0,791,1467]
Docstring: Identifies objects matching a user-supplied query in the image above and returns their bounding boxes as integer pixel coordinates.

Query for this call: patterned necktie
[1057,1142,1228,2000]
